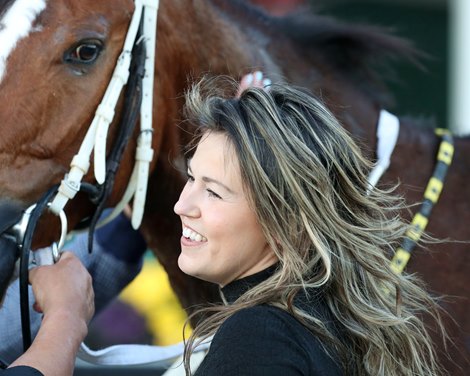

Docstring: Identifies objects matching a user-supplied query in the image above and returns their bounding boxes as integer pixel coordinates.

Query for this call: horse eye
[64,41,103,65]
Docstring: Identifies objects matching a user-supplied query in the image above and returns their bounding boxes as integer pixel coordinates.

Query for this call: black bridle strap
[18,24,146,351]
[20,185,59,351]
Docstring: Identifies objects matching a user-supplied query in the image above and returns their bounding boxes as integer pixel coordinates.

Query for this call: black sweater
[0,367,42,376]
[194,266,345,375]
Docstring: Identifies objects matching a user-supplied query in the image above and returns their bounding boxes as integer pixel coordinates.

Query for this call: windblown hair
[182,77,445,375]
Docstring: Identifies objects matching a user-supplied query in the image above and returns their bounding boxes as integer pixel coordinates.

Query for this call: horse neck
[155,0,379,148]
[157,0,272,87]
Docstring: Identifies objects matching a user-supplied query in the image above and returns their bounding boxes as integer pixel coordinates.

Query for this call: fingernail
[263,78,272,88]
[254,71,263,81]
[245,73,253,85]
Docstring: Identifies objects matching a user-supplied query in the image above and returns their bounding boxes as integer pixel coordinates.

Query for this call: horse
[0,0,468,373]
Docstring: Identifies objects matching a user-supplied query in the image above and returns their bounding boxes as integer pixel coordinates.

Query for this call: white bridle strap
[119,0,158,229]
[367,109,400,192]
[49,0,158,230]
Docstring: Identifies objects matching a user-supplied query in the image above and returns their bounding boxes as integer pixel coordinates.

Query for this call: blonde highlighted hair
[182,76,445,375]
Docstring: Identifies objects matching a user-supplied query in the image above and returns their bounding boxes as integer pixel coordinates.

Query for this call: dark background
[318,0,448,128]
[253,0,448,128]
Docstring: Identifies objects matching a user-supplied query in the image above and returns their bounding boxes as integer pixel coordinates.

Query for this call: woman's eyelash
[207,189,221,199]
[186,171,222,199]
[186,172,194,181]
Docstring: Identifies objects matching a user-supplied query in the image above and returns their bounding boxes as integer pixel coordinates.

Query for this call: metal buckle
[7,204,68,265]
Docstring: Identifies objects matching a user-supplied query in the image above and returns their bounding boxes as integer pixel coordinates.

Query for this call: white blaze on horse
[0,0,468,373]
[0,0,46,82]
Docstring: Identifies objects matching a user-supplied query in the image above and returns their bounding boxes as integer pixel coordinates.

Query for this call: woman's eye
[186,172,195,182]
[207,189,222,199]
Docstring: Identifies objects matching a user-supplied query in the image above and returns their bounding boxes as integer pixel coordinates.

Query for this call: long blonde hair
[182,77,445,375]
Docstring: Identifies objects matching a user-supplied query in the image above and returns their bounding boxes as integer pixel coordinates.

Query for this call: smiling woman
[175,78,446,376]
[175,132,278,287]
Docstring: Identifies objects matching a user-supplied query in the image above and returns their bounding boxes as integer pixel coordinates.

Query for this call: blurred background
[75,0,451,374]
[253,0,449,129]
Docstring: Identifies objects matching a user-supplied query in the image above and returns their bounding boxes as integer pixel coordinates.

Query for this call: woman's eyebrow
[187,162,235,194]
[202,176,235,194]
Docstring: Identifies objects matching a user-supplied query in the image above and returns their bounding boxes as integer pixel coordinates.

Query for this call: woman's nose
[174,184,199,217]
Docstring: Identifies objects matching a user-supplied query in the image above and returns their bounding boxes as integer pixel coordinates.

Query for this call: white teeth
[182,226,207,242]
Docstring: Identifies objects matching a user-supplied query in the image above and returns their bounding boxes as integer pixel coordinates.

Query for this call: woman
[175,78,444,375]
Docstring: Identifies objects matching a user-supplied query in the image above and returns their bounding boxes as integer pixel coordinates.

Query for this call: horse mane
[282,13,424,103]
[209,0,424,106]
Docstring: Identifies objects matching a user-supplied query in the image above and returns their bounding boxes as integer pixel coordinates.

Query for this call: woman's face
[174,132,278,286]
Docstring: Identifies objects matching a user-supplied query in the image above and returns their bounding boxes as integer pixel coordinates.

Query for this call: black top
[0,367,43,376]
[194,265,345,375]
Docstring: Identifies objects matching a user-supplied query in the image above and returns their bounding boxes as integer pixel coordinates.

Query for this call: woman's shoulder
[200,305,343,375]
[216,305,330,350]
[219,304,303,335]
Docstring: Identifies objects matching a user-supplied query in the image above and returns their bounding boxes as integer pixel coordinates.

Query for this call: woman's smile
[182,225,208,243]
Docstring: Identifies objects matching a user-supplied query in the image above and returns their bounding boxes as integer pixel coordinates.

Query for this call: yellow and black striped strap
[390,129,454,274]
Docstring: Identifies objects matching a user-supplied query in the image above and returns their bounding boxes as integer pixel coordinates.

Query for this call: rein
[367,115,455,275]
[390,130,454,274]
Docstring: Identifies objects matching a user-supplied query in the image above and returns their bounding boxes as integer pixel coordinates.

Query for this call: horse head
[0,1,138,248]
[0,0,223,316]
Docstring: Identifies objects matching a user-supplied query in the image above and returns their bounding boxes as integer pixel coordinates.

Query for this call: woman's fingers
[237,71,272,97]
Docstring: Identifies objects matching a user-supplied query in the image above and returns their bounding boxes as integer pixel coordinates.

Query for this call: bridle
[5,0,159,352]
[49,0,158,230]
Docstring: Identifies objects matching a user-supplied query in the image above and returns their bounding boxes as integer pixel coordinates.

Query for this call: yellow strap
[437,141,454,165]
[390,248,412,274]
[406,213,429,242]
[390,131,453,274]
[424,177,443,203]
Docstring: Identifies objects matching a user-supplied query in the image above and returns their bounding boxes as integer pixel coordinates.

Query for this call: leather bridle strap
[19,185,60,351]
[49,0,159,229]
[14,0,159,354]
[102,0,158,229]
[84,20,146,251]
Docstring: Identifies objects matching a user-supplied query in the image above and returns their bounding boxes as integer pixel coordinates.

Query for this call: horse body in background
[0,0,468,372]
